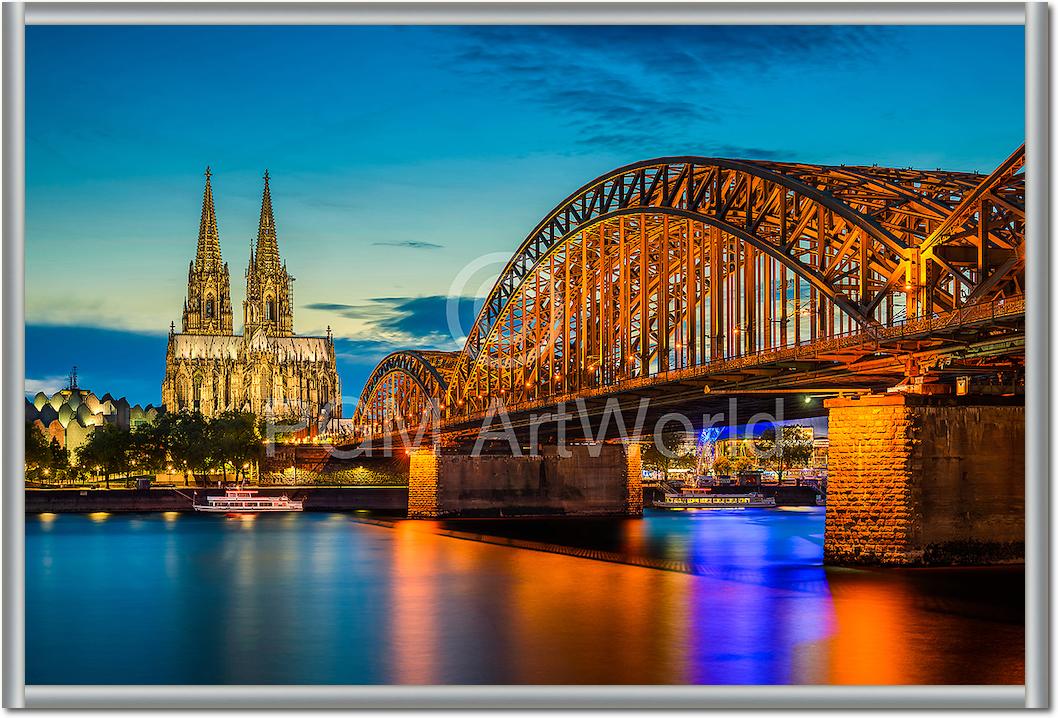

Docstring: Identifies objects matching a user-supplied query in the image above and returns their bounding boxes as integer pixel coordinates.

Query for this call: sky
[25,24,1025,407]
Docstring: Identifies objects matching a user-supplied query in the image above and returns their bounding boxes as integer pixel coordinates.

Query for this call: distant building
[161,169,341,425]
[708,418,829,475]
[25,376,159,461]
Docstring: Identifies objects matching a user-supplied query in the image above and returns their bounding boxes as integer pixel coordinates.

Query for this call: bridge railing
[440,295,1025,428]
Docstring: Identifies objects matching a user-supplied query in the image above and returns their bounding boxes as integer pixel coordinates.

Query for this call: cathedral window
[205,297,215,318]
[266,299,276,321]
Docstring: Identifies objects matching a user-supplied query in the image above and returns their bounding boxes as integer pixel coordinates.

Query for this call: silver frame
[3,2,1048,709]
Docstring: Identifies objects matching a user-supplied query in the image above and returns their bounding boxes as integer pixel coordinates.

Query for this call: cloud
[25,375,69,397]
[445,25,890,156]
[372,240,443,250]
[307,294,483,353]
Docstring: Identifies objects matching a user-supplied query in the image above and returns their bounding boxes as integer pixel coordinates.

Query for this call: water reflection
[25,510,1023,685]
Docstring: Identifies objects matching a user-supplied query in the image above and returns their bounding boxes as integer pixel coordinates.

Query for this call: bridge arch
[442,150,1024,418]
[352,350,458,439]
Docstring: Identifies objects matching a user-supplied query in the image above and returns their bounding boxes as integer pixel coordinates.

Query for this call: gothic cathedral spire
[182,167,233,334]
[244,170,294,336]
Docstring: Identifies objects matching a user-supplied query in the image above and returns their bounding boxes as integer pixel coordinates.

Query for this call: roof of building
[168,332,333,362]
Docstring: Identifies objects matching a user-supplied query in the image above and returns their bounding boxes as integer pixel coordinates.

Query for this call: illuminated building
[24,372,158,460]
[161,169,341,425]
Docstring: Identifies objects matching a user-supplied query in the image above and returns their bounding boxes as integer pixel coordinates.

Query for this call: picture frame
[3,2,1049,709]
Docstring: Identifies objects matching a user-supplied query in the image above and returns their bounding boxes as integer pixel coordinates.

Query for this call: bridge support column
[625,442,644,516]
[405,444,638,518]
[407,444,440,518]
[824,394,1024,566]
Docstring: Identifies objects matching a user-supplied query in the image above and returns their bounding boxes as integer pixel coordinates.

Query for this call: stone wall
[407,444,639,518]
[261,444,408,486]
[825,394,1023,565]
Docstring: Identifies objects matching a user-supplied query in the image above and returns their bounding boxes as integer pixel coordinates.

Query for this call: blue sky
[25,25,1025,406]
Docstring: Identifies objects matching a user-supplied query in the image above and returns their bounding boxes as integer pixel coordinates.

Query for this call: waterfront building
[161,170,341,425]
[25,374,159,461]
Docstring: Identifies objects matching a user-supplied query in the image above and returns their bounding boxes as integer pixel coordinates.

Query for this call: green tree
[169,411,212,486]
[753,426,815,486]
[76,423,130,488]
[25,422,50,481]
[208,412,262,485]
[128,420,170,477]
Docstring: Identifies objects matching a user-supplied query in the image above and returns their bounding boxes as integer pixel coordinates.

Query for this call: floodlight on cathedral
[162,169,342,427]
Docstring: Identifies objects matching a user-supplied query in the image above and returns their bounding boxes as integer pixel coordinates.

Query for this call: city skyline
[25,24,1025,405]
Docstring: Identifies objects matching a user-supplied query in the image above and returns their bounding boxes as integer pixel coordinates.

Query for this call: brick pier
[825,394,1024,565]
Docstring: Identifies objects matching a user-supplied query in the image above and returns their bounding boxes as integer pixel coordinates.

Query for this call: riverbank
[27,484,818,514]
[24,487,408,514]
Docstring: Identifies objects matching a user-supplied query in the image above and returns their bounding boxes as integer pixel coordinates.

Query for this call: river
[26,508,1023,685]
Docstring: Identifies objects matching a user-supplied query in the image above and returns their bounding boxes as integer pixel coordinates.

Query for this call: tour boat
[654,487,776,509]
[192,489,303,513]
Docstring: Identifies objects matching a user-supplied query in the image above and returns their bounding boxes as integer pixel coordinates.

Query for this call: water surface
[26,509,1023,685]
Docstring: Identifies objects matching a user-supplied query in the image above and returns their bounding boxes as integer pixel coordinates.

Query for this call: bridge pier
[408,445,440,519]
[407,443,643,518]
[824,394,1024,565]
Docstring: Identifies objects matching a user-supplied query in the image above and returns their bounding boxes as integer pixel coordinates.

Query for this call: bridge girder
[352,147,1025,437]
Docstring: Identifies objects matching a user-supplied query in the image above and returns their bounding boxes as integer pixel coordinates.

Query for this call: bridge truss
[352,146,1025,438]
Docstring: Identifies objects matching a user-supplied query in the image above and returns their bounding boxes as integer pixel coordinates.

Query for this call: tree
[128,420,170,477]
[711,453,732,478]
[710,452,753,481]
[169,411,212,486]
[76,423,130,488]
[642,426,697,481]
[208,412,261,485]
[752,426,815,486]
[25,422,50,481]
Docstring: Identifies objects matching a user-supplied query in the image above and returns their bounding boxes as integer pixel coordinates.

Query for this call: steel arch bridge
[354,350,458,440]
[352,146,1025,438]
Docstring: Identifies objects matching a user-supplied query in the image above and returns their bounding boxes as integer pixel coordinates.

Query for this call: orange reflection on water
[817,569,1024,685]
[821,572,910,684]
[389,520,441,684]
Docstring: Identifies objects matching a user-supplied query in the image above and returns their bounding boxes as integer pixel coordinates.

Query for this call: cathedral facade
[162,170,341,425]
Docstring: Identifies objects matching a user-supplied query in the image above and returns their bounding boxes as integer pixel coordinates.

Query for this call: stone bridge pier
[408,442,643,519]
[824,394,1024,565]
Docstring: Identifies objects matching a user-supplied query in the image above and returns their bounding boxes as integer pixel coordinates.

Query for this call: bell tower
[244,170,294,337]
[182,167,233,335]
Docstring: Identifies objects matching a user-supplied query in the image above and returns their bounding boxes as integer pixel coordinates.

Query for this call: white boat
[193,489,303,513]
[654,487,776,509]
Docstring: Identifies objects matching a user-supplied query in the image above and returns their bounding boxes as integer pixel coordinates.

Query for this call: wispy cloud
[25,375,69,397]
[447,25,891,156]
[306,294,482,357]
[371,240,443,250]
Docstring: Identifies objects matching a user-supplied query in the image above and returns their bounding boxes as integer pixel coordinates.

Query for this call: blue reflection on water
[26,509,1022,685]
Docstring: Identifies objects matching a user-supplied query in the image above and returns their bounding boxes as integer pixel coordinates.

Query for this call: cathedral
[162,169,341,425]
